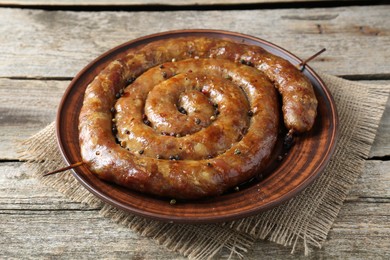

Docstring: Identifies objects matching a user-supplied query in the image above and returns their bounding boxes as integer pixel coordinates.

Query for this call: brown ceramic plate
[56,29,338,224]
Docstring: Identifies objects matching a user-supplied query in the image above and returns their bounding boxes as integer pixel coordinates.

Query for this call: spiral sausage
[79,36,317,199]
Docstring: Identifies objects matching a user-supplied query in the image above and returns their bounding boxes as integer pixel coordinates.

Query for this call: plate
[56,29,338,224]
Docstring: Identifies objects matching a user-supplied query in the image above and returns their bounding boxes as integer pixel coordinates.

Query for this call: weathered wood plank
[1,79,389,160]
[0,6,389,78]
[359,80,390,159]
[370,94,390,158]
[1,211,187,259]
[0,79,67,160]
[1,161,389,259]
[347,160,390,199]
[0,0,361,7]
[1,160,388,210]
[0,162,184,259]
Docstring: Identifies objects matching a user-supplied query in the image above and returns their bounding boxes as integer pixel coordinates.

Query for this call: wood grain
[370,93,390,158]
[0,6,389,78]
[0,0,362,7]
[0,2,389,258]
[0,79,67,160]
[1,160,388,259]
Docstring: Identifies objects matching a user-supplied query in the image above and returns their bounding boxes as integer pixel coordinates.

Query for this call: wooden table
[1,1,389,258]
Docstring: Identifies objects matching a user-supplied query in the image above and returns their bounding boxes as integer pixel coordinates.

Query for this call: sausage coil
[79,36,317,199]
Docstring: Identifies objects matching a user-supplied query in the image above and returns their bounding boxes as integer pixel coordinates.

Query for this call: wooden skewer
[299,48,326,72]
[43,161,85,177]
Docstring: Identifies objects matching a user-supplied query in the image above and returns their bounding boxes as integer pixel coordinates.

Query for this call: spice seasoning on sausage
[178,107,187,115]
[78,36,317,199]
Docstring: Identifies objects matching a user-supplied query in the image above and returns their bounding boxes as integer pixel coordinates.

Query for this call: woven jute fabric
[19,73,389,259]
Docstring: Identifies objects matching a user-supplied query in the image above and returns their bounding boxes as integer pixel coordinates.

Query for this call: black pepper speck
[178,107,187,115]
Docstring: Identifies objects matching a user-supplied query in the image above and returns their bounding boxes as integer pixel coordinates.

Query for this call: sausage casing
[79,36,317,199]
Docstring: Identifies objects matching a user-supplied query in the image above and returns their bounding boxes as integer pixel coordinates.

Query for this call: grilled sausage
[78,36,317,199]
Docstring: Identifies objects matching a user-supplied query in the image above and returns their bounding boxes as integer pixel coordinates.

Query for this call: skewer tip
[43,161,85,177]
[299,48,327,72]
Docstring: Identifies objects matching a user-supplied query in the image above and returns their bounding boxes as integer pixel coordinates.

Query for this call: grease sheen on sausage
[78,36,317,199]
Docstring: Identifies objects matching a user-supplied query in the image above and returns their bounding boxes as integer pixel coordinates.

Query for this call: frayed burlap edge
[18,74,389,259]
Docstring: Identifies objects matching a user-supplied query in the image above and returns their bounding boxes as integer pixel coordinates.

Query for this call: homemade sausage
[78,36,317,199]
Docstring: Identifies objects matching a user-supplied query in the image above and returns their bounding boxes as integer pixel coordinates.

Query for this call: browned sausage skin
[78,37,317,199]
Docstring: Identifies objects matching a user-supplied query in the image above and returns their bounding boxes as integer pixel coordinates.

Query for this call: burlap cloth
[19,73,389,259]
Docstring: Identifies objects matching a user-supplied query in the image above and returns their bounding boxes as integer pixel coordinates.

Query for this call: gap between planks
[0,0,384,12]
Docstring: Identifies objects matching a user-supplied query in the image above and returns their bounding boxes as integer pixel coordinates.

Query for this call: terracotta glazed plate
[56,30,338,224]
